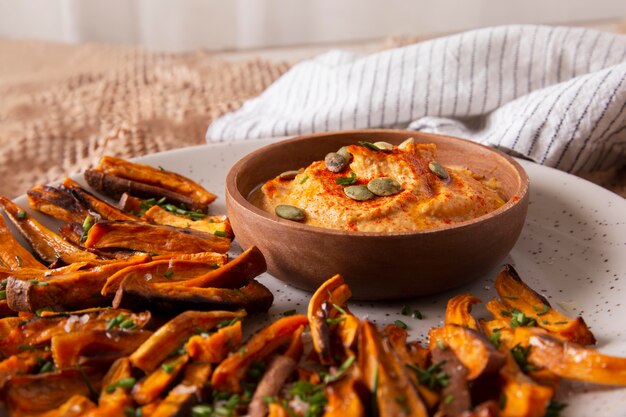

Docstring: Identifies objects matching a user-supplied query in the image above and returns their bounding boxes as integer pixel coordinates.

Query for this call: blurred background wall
[1,0,625,51]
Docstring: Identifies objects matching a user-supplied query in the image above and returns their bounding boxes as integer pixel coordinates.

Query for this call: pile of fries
[0,268,624,416]
[0,155,624,417]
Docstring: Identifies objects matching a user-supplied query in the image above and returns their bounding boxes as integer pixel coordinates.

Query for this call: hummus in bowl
[225,129,529,300]
[252,140,505,232]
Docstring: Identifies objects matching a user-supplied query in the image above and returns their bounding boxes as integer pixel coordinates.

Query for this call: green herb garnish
[544,400,568,417]
[412,309,423,320]
[407,361,449,390]
[443,394,455,404]
[213,230,227,237]
[323,355,356,384]
[510,309,537,328]
[358,141,382,151]
[533,304,549,316]
[163,270,174,279]
[335,172,357,186]
[401,305,411,316]
[510,344,537,373]
[499,393,507,410]
[17,211,27,219]
[283,309,297,317]
[80,214,94,242]
[394,320,408,330]
[0,290,6,300]
[502,295,518,300]
[161,363,175,374]
[489,328,503,349]
[299,175,309,184]
[325,317,346,325]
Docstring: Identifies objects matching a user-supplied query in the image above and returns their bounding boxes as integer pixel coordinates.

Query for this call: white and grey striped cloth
[206,25,626,174]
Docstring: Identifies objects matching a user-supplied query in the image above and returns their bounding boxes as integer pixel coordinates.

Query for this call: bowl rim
[225,129,530,238]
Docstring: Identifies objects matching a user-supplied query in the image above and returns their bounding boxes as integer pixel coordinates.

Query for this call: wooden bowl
[225,129,529,300]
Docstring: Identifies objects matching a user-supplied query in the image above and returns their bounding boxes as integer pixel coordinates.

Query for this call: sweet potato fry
[149,362,212,417]
[360,320,429,417]
[495,265,595,345]
[6,255,150,312]
[132,355,189,405]
[61,178,140,222]
[27,184,88,225]
[0,350,52,390]
[51,329,152,369]
[249,355,298,417]
[186,320,243,363]
[0,211,45,270]
[431,344,471,416]
[130,310,245,373]
[84,220,231,255]
[323,367,366,417]
[513,327,626,385]
[211,314,309,392]
[34,395,97,417]
[113,278,274,314]
[142,205,233,236]
[497,354,553,417]
[0,197,99,266]
[429,324,506,380]
[445,294,481,330]
[101,257,227,296]
[308,274,352,365]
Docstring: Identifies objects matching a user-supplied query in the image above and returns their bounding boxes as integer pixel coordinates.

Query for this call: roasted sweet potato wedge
[513,327,626,385]
[84,220,231,254]
[6,255,150,312]
[249,355,298,417]
[4,368,103,415]
[101,257,227,296]
[323,367,366,417]
[429,324,506,380]
[431,344,471,416]
[0,350,52,391]
[0,197,99,266]
[0,308,151,356]
[186,320,243,363]
[34,395,97,417]
[27,184,88,225]
[51,329,152,369]
[113,278,274,314]
[211,314,309,392]
[96,358,134,409]
[61,177,140,222]
[132,355,189,405]
[307,274,352,365]
[149,362,212,417]
[142,205,233,236]
[497,354,553,417]
[0,211,45,270]
[86,155,216,211]
[495,265,595,345]
[445,294,481,330]
[130,310,245,373]
[360,320,429,417]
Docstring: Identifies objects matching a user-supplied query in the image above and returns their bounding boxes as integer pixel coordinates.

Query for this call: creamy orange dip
[253,141,505,232]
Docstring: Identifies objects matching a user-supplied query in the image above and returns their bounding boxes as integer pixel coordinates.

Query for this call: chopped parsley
[407,361,450,391]
[533,304,549,316]
[510,309,537,328]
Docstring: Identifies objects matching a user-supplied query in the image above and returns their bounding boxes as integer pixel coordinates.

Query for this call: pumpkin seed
[428,161,450,180]
[373,141,394,151]
[337,146,352,162]
[398,137,414,150]
[325,152,348,173]
[344,185,374,201]
[278,170,302,180]
[275,205,306,221]
[367,177,403,196]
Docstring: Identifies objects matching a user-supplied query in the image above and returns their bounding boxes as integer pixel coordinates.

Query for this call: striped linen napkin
[206,25,626,174]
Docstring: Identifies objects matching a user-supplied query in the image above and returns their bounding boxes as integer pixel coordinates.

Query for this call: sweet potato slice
[307,274,352,365]
[93,156,216,206]
[132,355,189,405]
[445,294,481,330]
[0,350,52,390]
[0,308,151,356]
[249,355,298,417]
[323,367,366,417]
[27,184,88,225]
[360,320,429,417]
[497,354,553,417]
[51,329,153,369]
[513,327,626,385]
[78,359,134,417]
[429,324,506,380]
[4,368,103,415]
[84,220,231,254]
[431,344,471,416]
[142,205,233,236]
[6,255,150,312]
[61,177,140,222]
[0,211,45,270]
[495,265,595,345]
[211,314,309,392]
[113,279,274,314]
[130,310,245,373]
[150,362,212,417]
[34,395,97,417]
[185,320,243,363]
[0,197,99,265]
[101,257,227,296]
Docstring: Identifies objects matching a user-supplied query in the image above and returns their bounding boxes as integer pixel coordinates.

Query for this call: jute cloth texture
[0,38,289,198]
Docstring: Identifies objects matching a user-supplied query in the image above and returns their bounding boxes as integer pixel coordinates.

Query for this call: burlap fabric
[0,38,290,198]
[0,37,623,199]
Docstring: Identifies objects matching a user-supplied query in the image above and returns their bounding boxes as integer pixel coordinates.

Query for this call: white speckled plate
[10,138,626,416]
